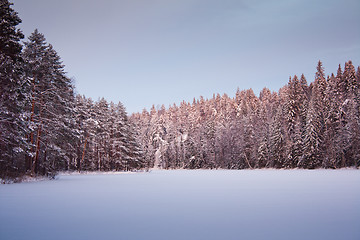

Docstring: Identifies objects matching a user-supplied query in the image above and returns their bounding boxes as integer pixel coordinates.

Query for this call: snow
[154,148,161,169]
[1,169,360,240]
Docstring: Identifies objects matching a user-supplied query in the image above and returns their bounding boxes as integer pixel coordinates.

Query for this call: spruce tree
[269,107,286,168]
[0,0,27,178]
[300,98,322,168]
[0,0,24,60]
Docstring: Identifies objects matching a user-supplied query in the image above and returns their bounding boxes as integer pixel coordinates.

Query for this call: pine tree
[0,0,24,60]
[257,135,269,168]
[79,97,97,171]
[242,117,255,169]
[257,91,272,168]
[286,75,305,137]
[300,98,322,168]
[74,95,88,171]
[0,0,27,179]
[286,119,303,168]
[343,61,357,97]
[322,74,340,168]
[315,61,327,100]
[22,29,75,176]
[307,61,327,167]
[269,107,286,168]
[93,98,111,171]
[126,119,145,170]
[344,98,359,167]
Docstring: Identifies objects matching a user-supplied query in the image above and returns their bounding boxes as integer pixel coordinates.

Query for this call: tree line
[0,1,144,180]
[1,1,359,181]
[131,61,360,170]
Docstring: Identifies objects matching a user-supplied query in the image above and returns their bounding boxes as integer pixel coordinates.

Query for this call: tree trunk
[244,154,253,169]
[79,136,88,172]
[31,119,42,176]
[27,78,37,171]
[98,148,101,171]
[31,96,43,176]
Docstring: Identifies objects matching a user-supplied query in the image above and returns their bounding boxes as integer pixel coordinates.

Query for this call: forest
[1,1,359,181]
[0,1,144,180]
[132,63,360,170]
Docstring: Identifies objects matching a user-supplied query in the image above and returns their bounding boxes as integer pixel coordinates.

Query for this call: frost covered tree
[299,97,323,168]
[268,107,286,168]
[130,61,359,170]
[2,8,359,182]
[0,0,27,178]
[74,95,90,171]
[73,97,145,172]
[1,2,150,180]
[0,0,23,60]
[22,29,75,176]
[284,75,308,167]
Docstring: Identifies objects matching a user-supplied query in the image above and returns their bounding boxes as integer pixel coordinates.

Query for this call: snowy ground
[1,169,359,240]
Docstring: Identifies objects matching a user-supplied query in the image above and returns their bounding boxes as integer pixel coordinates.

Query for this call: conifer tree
[343,61,357,97]
[129,60,358,170]
[268,107,286,168]
[0,0,27,178]
[0,0,24,60]
[22,29,75,176]
[300,98,322,168]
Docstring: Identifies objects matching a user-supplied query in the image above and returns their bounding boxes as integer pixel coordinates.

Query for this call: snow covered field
[1,170,359,240]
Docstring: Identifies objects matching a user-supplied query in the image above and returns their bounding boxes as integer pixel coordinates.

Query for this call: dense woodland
[0,1,144,180]
[1,1,359,180]
[131,60,360,169]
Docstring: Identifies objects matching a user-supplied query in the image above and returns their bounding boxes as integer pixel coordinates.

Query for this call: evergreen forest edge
[1,1,359,182]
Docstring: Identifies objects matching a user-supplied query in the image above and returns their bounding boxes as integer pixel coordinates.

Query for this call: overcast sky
[13,0,360,113]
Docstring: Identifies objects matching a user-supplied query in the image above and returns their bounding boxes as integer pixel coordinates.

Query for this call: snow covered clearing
[1,169,359,240]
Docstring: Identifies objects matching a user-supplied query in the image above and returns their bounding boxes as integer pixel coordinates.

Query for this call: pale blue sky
[13,0,360,113]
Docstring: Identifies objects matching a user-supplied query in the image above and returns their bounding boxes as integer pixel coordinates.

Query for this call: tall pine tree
[0,0,27,179]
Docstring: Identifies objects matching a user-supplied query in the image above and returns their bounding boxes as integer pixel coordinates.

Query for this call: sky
[13,0,360,113]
